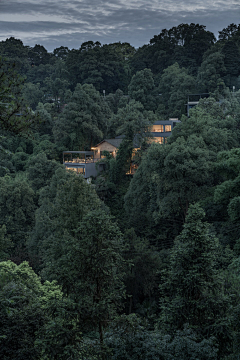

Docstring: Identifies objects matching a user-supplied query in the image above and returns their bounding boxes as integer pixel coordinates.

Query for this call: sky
[0,0,239,52]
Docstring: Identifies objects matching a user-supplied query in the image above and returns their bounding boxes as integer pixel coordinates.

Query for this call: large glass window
[77,167,85,175]
[165,125,171,132]
[152,125,164,132]
[66,166,85,175]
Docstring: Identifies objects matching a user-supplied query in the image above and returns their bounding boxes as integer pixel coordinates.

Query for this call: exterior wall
[85,162,98,178]
[64,163,98,178]
[94,142,118,158]
[150,120,180,143]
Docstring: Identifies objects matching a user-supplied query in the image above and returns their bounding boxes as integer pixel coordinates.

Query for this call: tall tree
[37,176,125,356]
[0,175,36,263]
[158,63,196,118]
[197,51,226,92]
[0,260,84,360]
[159,204,230,357]
[128,68,158,111]
[53,83,112,150]
[28,44,51,66]
[0,56,38,135]
[218,23,240,41]
[222,40,240,89]
[66,42,132,93]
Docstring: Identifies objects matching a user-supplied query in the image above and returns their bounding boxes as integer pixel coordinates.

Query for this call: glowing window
[153,137,164,144]
[152,125,164,132]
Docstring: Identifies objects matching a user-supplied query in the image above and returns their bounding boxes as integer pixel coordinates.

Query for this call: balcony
[63,151,100,178]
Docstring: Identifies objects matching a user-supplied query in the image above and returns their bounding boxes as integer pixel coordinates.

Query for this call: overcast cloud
[0,0,239,51]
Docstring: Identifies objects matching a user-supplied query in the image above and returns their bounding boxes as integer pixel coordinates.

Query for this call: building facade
[63,119,180,178]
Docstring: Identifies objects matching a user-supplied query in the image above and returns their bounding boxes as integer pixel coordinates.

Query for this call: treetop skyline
[0,0,239,51]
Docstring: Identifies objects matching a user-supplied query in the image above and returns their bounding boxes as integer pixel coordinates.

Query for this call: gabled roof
[94,138,123,148]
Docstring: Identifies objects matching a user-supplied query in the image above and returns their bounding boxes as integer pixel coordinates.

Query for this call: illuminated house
[62,140,123,178]
[63,120,180,178]
[62,151,99,178]
[150,119,180,144]
[91,138,123,158]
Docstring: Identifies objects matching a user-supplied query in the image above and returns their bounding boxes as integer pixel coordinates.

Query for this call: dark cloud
[0,0,239,51]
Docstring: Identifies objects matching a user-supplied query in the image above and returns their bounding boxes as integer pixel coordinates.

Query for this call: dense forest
[1,22,240,359]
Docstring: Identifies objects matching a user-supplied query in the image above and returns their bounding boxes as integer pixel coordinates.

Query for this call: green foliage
[2,25,240,359]
[110,100,155,139]
[0,225,12,261]
[158,63,196,118]
[29,169,101,269]
[124,142,167,240]
[34,102,54,136]
[28,44,51,66]
[123,228,163,317]
[26,152,63,192]
[0,175,36,263]
[41,206,126,350]
[66,42,133,93]
[53,83,112,150]
[22,82,44,110]
[213,148,240,247]
[43,59,70,110]
[128,68,159,111]
[125,134,213,241]
[226,256,240,358]
[32,135,58,160]
[158,136,212,221]
[218,23,240,42]
[11,150,29,171]
[131,23,215,77]
[0,56,38,135]
[171,97,239,153]
[0,261,46,359]
[159,204,230,355]
[71,211,125,326]
[105,89,129,116]
[0,260,84,360]
[105,314,218,360]
[197,52,226,92]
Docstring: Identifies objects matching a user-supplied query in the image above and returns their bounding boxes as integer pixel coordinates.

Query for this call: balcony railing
[64,158,99,164]
[63,151,100,165]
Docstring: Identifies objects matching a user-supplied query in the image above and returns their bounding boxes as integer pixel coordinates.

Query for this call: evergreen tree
[0,175,36,263]
[158,63,196,118]
[197,52,226,92]
[53,83,112,150]
[128,68,158,111]
[159,204,231,356]
[0,261,84,360]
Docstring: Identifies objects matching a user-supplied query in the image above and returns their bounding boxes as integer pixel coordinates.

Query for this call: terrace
[63,151,99,164]
[63,151,100,178]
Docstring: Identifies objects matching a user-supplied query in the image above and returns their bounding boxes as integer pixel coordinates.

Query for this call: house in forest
[150,119,180,144]
[62,151,99,178]
[91,138,123,158]
[63,119,180,178]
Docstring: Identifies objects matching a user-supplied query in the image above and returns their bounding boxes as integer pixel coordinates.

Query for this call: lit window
[153,137,164,144]
[152,125,164,132]
[77,167,85,175]
[165,125,171,132]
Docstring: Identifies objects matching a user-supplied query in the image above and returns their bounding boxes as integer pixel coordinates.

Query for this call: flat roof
[63,151,94,155]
